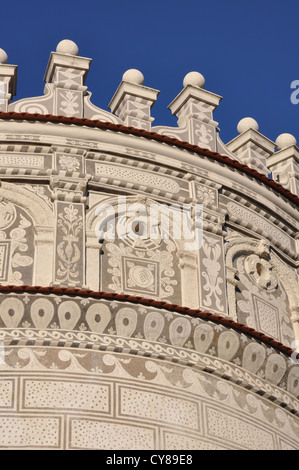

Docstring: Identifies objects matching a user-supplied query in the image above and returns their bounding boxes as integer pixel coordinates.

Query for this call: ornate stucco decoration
[0,39,298,450]
[225,238,299,345]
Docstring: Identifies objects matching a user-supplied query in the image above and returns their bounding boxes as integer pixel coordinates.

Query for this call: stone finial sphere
[56,39,79,56]
[183,71,205,89]
[0,49,8,64]
[237,117,259,134]
[122,69,144,85]
[275,133,297,150]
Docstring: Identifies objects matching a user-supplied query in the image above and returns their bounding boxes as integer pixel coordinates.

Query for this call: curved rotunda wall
[0,288,299,450]
[0,41,298,449]
[0,117,297,342]
[0,119,297,450]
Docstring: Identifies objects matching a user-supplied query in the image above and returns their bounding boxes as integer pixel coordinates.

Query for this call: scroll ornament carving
[1,292,299,408]
[0,200,33,285]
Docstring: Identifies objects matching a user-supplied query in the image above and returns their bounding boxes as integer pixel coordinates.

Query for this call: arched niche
[0,182,54,286]
[86,195,200,307]
[225,237,299,346]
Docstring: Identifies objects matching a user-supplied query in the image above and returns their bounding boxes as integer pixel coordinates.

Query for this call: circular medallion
[130,265,154,288]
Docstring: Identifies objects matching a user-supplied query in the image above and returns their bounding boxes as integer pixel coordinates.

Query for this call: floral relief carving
[56,204,83,284]
[58,155,80,172]
[195,123,213,146]
[235,254,294,345]
[23,185,53,209]
[195,183,217,205]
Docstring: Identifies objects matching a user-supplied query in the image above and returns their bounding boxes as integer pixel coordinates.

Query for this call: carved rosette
[225,239,297,347]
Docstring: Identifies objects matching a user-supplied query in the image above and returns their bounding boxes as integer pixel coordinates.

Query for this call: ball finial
[183,71,205,89]
[56,39,79,56]
[0,49,8,64]
[237,117,259,134]
[275,133,297,150]
[122,69,144,85]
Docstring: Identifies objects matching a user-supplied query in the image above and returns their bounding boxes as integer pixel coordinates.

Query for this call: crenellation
[226,117,276,175]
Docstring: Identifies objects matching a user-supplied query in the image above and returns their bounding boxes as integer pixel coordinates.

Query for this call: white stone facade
[0,40,298,449]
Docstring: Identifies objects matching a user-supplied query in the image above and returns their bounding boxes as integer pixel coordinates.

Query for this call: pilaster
[167,72,222,151]
[0,49,17,112]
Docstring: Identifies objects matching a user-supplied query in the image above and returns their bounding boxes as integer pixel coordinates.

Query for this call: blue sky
[1,0,299,145]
